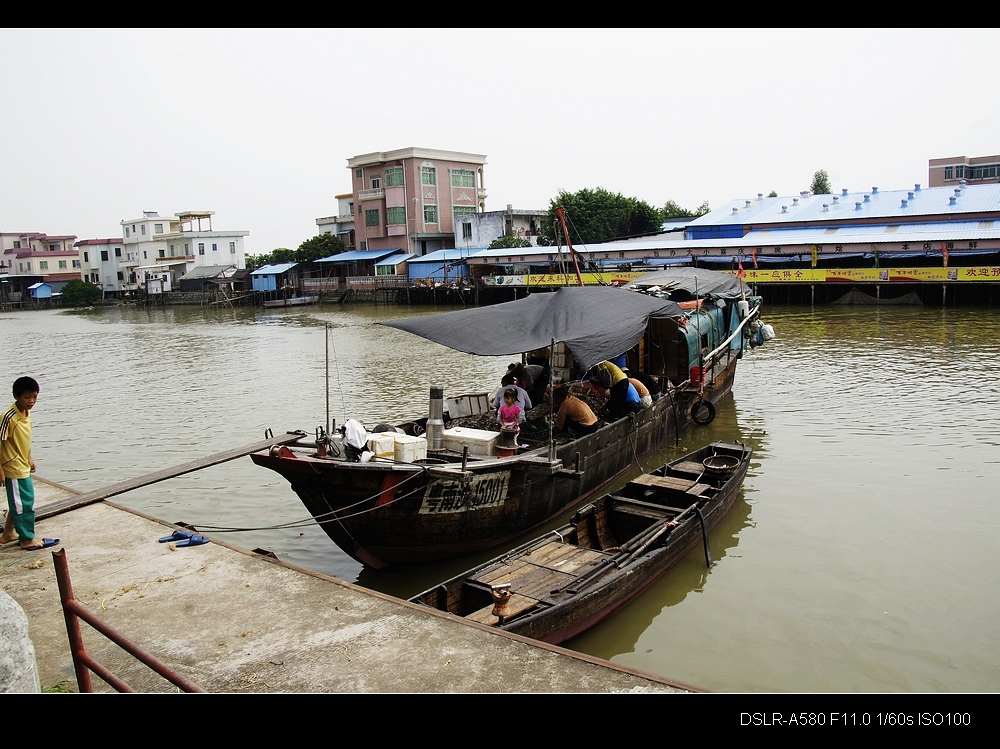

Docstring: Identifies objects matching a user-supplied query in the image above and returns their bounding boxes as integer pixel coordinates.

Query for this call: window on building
[424,204,438,223]
[212,243,217,251]
[360,240,367,251]
[356,168,362,179]
[365,209,380,227]
[115,247,122,257]
[83,252,89,262]
[385,167,404,187]
[421,166,436,185]
[39,261,49,270]
[229,242,236,253]
[370,176,382,189]
[386,207,406,225]
[58,260,67,269]
[199,243,205,255]
[158,249,165,258]
[452,169,476,188]
[143,251,148,259]
[944,167,954,180]
[141,225,146,235]
[125,227,130,237]
[184,244,189,254]
[101,250,109,261]
[358,205,362,216]
[73,259,81,268]
[956,165,966,178]
[462,222,473,240]
[117,271,124,281]
[12,240,20,248]
[49,244,59,252]
[154,223,163,234]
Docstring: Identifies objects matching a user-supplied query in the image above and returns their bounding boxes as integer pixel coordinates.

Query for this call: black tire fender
[691,400,716,426]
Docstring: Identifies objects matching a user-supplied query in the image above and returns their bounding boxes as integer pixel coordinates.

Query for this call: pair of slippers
[22,537,60,551]
[158,529,210,547]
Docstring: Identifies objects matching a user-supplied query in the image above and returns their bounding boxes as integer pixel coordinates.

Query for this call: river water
[2,300,998,694]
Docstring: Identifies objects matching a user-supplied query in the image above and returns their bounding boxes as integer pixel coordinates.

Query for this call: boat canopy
[381,285,682,372]
[627,267,751,300]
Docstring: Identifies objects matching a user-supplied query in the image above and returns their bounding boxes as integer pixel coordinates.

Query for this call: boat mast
[555,207,585,287]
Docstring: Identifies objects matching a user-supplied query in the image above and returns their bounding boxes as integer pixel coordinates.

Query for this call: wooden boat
[263,295,318,308]
[409,441,752,644]
[250,271,769,569]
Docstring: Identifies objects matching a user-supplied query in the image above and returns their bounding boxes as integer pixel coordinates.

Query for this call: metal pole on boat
[325,323,331,438]
[548,337,556,462]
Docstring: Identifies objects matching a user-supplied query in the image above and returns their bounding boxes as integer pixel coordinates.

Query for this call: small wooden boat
[408,440,752,644]
[263,295,318,308]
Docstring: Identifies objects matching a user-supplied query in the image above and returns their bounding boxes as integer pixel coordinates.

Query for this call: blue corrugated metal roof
[410,249,478,263]
[691,182,1000,228]
[251,263,297,275]
[375,253,417,266]
[317,249,402,263]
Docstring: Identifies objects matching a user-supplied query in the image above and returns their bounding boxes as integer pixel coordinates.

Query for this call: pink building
[347,148,487,255]
[0,232,80,286]
[928,154,1000,187]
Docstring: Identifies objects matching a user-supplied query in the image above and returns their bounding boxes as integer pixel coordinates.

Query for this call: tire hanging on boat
[691,399,716,426]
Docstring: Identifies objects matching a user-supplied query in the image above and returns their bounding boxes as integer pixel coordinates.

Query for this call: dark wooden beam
[37,432,307,519]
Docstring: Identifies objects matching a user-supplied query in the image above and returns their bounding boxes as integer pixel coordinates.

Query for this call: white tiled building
[76,238,127,293]
[121,210,249,291]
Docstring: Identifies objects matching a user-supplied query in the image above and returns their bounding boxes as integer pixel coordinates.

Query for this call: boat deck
[0,477,697,693]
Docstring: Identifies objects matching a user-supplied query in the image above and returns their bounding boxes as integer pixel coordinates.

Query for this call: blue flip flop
[23,538,59,551]
[158,530,195,543]
[174,534,210,548]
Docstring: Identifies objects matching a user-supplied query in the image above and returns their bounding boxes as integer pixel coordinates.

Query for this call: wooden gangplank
[37,432,307,520]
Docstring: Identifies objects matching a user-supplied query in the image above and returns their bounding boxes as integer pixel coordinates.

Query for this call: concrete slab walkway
[1,478,700,693]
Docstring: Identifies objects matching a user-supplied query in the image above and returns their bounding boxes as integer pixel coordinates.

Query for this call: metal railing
[53,548,205,693]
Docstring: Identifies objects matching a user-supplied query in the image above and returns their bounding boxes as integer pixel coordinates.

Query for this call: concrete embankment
[1,478,700,694]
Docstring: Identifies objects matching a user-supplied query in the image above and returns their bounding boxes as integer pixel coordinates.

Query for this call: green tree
[810,170,832,195]
[768,190,778,198]
[662,199,711,219]
[297,233,345,262]
[248,247,295,269]
[488,235,532,250]
[60,279,102,306]
[542,188,663,245]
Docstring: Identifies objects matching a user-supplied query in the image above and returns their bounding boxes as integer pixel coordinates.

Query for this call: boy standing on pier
[1,377,58,551]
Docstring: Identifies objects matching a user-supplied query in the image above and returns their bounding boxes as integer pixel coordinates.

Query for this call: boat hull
[250,351,741,569]
[410,441,752,645]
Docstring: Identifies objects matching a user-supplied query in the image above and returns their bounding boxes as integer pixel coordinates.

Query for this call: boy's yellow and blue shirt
[0,403,32,479]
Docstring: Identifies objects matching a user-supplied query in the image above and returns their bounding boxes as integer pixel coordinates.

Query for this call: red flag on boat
[737,261,746,279]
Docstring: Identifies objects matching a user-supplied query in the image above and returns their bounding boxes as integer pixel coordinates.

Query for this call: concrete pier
[0,478,699,694]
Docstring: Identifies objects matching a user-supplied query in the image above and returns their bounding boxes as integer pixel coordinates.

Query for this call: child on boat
[497,388,522,440]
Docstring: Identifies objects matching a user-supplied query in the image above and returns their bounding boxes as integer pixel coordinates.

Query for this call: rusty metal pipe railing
[53,548,206,693]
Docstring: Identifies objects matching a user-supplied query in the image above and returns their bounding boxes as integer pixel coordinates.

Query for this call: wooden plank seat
[668,460,706,476]
[629,473,697,491]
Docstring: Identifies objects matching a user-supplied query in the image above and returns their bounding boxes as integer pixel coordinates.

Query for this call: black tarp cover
[627,267,750,300]
[380,286,682,372]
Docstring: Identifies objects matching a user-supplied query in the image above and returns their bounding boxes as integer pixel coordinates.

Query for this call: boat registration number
[420,474,510,514]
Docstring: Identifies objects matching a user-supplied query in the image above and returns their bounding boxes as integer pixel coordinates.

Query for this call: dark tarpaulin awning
[380,285,682,372]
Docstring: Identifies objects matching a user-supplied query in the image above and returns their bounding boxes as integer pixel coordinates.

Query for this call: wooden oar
[36,432,307,519]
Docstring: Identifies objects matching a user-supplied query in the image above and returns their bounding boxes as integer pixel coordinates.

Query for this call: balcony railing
[358,188,384,201]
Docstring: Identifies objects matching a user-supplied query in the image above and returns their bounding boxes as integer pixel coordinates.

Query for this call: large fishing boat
[250,269,768,569]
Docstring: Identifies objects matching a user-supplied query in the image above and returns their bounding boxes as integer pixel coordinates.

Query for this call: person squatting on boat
[585,360,642,420]
[552,384,602,438]
[622,367,662,403]
[508,362,549,406]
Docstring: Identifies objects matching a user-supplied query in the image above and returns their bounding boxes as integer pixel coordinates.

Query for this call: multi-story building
[315,193,356,249]
[347,148,487,255]
[454,205,548,252]
[0,232,80,292]
[76,238,127,293]
[928,154,1000,187]
[121,210,249,290]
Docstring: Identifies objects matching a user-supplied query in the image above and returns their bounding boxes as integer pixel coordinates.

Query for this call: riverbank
[2,477,696,693]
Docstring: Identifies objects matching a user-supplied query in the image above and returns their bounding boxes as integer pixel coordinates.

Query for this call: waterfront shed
[251,263,298,292]
[407,249,474,284]
[27,282,52,299]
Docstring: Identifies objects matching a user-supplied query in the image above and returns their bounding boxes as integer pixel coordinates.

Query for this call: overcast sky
[3,28,997,255]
